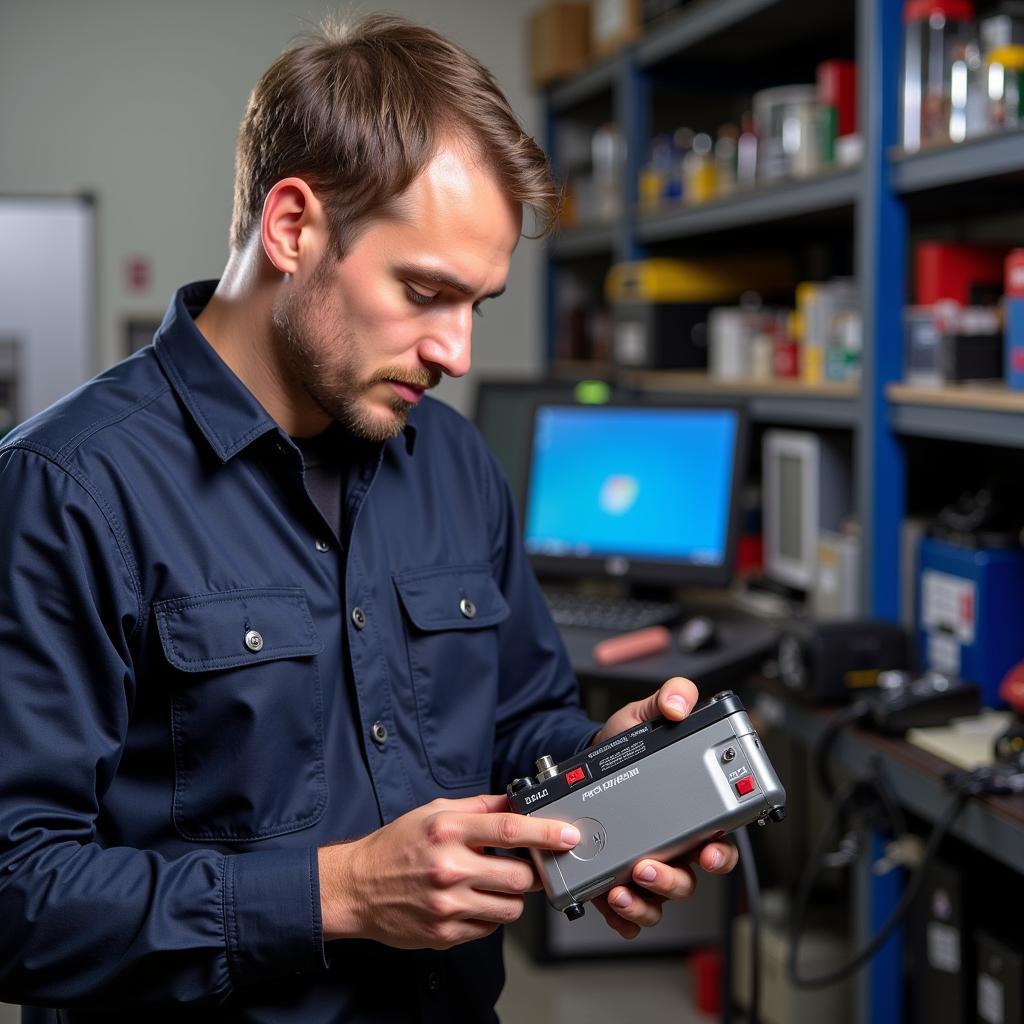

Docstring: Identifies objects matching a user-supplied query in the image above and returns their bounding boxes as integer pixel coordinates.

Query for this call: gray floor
[497,932,718,1024]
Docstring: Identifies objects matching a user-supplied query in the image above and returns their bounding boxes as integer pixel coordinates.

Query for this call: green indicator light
[574,380,611,405]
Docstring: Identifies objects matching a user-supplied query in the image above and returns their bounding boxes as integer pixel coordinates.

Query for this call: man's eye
[405,285,436,306]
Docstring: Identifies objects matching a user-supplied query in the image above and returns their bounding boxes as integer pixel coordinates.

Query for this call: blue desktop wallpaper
[523,406,738,565]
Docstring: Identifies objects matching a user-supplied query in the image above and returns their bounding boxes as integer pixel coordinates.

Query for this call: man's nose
[418,307,473,378]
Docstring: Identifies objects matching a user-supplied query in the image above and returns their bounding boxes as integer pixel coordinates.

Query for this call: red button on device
[735,776,756,796]
[565,767,586,786]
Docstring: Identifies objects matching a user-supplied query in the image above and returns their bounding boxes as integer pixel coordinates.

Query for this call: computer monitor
[472,376,611,510]
[762,429,851,591]
[522,399,748,589]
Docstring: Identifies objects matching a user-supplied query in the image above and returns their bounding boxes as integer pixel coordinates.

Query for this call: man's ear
[260,178,323,274]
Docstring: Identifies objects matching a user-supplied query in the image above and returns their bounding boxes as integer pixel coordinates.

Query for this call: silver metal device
[507,691,786,920]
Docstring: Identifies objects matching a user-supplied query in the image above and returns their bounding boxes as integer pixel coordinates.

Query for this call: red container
[1006,249,1024,298]
[817,59,858,137]
[690,946,722,1015]
[915,241,1010,306]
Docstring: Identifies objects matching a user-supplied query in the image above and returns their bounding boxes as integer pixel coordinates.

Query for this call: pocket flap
[393,564,510,632]
[154,587,323,672]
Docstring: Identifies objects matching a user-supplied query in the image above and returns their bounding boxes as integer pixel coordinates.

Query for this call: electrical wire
[791,701,1024,991]
[812,701,870,795]
[788,780,969,989]
[734,825,760,1024]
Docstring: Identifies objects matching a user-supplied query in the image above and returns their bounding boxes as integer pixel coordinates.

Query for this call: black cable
[734,825,760,1024]
[812,701,871,795]
[788,780,971,989]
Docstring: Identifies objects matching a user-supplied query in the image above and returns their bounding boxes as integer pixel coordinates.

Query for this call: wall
[0,0,550,416]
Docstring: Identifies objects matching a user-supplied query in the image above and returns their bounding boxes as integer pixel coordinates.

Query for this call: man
[0,15,737,1022]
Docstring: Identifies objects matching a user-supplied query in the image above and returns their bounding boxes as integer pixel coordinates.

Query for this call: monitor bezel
[521,395,749,590]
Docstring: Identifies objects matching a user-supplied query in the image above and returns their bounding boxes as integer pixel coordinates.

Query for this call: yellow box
[605,257,795,304]
[529,3,591,88]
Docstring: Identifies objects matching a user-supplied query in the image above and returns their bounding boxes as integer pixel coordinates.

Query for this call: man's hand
[317,795,579,949]
[590,676,740,940]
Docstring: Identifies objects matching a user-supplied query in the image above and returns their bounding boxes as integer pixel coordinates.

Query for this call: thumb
[656,677,699,721]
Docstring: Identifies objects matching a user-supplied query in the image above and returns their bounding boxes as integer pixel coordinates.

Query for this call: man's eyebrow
[396,265,506,301]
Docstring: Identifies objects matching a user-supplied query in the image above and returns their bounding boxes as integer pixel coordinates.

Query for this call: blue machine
[916,536,1024,707]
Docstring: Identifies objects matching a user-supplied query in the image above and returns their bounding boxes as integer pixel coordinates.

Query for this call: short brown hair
[230,14,559,253]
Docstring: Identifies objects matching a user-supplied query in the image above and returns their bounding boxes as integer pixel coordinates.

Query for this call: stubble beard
[271,267,424,443]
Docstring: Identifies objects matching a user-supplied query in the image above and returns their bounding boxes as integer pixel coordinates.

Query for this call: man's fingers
[458,793,512,815]
[632,860,697,900]
[656,676,699,721]
[592,894,642,940]
[698,841,739,874]
[436,809,579,852]
[604,885,664,928]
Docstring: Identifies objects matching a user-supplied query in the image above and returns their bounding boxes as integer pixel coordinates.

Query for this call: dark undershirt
[291,426,347,541]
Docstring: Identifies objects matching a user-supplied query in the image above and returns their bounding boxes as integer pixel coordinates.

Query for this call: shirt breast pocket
[154,587,326,842]
[393,564,510,789]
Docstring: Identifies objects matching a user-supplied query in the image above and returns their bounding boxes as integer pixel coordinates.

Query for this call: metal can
[901,0,976,151]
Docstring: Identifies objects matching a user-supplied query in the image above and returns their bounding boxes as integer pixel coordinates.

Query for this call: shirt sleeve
[0,446,325,1009]
[483,451,600,789]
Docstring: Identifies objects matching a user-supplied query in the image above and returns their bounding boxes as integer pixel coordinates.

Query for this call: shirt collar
[153,280,418,461]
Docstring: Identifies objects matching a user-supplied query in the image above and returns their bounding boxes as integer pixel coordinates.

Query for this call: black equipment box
[976,929,1024,1024]
[611,303,712,369]
[911,857,972,1024]
[776,620,911,704]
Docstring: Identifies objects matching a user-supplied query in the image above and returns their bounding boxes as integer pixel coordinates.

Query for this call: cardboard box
[591,0,643,57]
[529,3,591,88]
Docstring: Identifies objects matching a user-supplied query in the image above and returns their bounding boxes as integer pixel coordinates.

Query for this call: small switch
[565,767,586,786]
[735,776,757,796]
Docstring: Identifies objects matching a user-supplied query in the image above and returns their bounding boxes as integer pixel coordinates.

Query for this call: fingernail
[561,826,581,847]
[612,890,632,909]
[708,849,723,869]
[638,865,657,883]
[667,695,690,716]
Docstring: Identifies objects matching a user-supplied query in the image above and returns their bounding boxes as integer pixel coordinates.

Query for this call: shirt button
[459,597,476,619]
[351,606,366,630]
[371,721,388,746]
[426,971,441,993]
[244,629,264,652]
[315,538,331,553]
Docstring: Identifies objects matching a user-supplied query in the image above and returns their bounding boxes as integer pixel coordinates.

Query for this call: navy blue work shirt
[0,281,598,1022]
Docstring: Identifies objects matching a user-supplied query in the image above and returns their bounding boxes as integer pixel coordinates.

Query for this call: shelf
[891,130,1024,194]
[755,688,1024,876]
[549,221,617,259]
[636,0,851,72]
[620,370,861,426]
[888,384,1024,448]
[635,0,781,67]
[636,168,861,243]
[546,57,618,114]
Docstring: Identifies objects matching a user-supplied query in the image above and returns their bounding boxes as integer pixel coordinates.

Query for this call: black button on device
[351,606,366,630]
[509,777,531,794]
[371,721,388,746]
